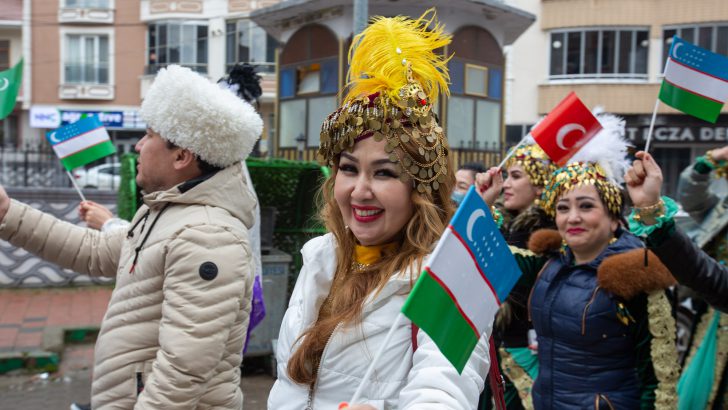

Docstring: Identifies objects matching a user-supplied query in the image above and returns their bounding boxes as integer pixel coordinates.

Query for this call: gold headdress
[318,9,452,194]
[505,137,557,187]
[540,112,631,217]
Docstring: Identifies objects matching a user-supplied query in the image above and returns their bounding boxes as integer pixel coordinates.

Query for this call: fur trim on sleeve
[598,249,676,300]
[528,229,562,255]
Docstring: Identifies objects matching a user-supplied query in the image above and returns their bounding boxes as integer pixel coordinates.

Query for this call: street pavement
[0,287,276,409]
[0,354,275,409]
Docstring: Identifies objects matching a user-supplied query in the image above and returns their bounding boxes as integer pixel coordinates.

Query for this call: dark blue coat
[529,230,657,409]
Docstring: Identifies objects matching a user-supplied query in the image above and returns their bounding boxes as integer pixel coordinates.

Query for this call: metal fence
[0,147,122,189]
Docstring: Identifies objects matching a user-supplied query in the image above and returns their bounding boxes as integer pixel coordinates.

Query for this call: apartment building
[24,0,146,153]
[20,0,278,157]
[139,0,279,156]
[251,0,535,166]
[506,0,728,197]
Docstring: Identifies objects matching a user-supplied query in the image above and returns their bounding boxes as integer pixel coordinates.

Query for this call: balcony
[59,7,114,24]
[59,83,114,100]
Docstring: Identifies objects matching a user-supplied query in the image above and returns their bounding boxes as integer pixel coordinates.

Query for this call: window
[446,26,504,152]
[465,64,488,97]
[663,23,728,69]
[64,34,109,84]
[0,40,8,71]
[225,20,278,74]
[278,24,339,148]
[549,28,649,80]
[64,0,111,8]
[148,21,208,74]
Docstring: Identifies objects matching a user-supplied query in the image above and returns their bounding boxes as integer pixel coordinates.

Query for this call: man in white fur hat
[0,65,263,409]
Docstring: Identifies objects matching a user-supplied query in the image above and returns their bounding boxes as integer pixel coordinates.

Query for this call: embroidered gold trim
[498,347,534,410]
[708,312,728,408]
[647,291,679,409]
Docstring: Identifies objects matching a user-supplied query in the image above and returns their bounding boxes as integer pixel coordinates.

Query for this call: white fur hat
[140,65,263,168]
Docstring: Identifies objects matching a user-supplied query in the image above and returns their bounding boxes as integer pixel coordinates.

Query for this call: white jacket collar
[297,233,421,327]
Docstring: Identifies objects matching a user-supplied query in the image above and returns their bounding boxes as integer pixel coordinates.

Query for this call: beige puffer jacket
[0,163,255,409]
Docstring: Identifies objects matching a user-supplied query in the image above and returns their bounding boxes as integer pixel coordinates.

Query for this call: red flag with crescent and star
[531,92,602,166]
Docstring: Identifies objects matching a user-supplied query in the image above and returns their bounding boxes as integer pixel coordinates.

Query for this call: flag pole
[496,137,527,170]
[349,312,406,405]
[645,57,670,154]
[643,98,660,154]
[66,170,87,202]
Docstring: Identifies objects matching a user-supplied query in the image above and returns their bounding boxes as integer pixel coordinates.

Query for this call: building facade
[251,0,535,167]
[0,0,23,149]
[10,0,279,181]
[139,0,280,156]
[24,0,146,154]
[506,0,728,197]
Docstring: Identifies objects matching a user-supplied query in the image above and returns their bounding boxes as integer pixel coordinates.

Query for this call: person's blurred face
[334,137,414,246]
[454,169,476,194]
[134,128,179,193]
[503,164,541,214]
[555,184,618,263]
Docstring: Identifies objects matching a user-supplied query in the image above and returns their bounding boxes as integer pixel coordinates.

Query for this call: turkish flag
[531,92,602,166]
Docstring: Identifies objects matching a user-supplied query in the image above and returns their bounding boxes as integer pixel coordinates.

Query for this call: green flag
[0,58,23,120]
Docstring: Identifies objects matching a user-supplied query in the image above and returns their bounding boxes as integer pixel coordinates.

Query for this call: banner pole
[643,98,660,154]
[349,312,405,405]
[66,170,86,202]
[497,137,527,170]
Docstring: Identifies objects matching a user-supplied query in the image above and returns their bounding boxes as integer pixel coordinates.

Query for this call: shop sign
[30,106,61,128]
[626,124,728,144]
[60,111,124,127]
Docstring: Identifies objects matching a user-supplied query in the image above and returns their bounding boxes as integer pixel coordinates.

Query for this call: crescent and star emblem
[0,78,8,92]
[672,42,683,61]
[555,123,586,150]
[466,209,486,242]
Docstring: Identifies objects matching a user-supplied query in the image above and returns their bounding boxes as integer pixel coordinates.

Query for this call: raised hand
[79,200,115,230]
[710,145,728,161]
[475,167,503,207]
[625,151,663,208]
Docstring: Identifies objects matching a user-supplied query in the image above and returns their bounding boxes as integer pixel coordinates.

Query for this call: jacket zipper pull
[129,247,141,273]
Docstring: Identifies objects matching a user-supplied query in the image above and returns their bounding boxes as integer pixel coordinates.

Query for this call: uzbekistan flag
[46,115,116,171]
[660,36,728,123]
[402,186,521,373]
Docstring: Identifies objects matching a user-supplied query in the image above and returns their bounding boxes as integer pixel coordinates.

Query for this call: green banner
[0,58,23,120]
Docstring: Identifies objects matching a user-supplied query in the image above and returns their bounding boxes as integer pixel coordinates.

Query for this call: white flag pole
[645,57,671,154]
[349,312,406,405]
[643,98,660,154]
[497,137,528,170]
[66,170,87,202]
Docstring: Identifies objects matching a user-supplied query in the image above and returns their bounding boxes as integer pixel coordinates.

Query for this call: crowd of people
[0,9,726,410]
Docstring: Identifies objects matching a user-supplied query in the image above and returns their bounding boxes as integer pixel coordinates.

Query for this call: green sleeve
[626,294,658,410]
[509,246,548,287]
[627,196,678,238]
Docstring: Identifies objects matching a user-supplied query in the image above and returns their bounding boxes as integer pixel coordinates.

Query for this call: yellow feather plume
[344,8,452,104]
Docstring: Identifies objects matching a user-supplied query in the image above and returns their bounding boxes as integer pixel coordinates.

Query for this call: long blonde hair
[287,149,455,385]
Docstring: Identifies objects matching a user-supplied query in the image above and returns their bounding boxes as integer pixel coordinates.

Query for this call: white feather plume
[568,110,632,186]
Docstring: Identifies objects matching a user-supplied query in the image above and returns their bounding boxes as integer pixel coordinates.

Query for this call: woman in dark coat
[484,113,680,409]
